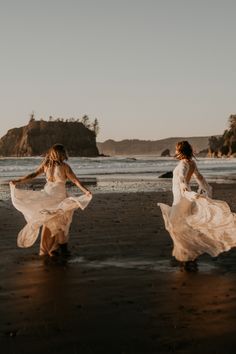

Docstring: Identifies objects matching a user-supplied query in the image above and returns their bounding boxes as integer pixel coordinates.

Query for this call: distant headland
[98,115,236,157]
[97,137,211,157]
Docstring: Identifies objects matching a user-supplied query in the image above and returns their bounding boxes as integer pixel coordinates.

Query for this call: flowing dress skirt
[10,182,92,255]
[158,191,236,261]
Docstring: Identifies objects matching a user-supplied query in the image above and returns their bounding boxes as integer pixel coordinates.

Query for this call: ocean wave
[1,157,236,180]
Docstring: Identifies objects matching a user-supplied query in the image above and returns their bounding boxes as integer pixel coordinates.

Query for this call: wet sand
[1,183,236,353]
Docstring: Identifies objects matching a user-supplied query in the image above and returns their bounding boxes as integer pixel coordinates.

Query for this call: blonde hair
[175,141,194,160]
[44,144,68,165]
[43,144,68,179]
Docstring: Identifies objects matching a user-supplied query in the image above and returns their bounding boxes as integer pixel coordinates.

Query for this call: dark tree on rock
[208,114,236,157]
[29,111,35,123]
[229,115,236,130]
[226,115,236,154]
[218,115,236,156]
[208,136,222,157]
[91,118,100,136]
[81,115,90,128]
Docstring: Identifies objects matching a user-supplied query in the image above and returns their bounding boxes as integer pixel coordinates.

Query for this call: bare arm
[65,163,91,195]
[10,164,45,185]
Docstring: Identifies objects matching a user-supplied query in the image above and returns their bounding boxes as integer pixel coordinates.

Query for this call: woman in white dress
[10,144,92,257]
[158,140,236,270]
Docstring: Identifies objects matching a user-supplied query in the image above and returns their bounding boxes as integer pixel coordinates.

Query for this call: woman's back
[45,163,67,183]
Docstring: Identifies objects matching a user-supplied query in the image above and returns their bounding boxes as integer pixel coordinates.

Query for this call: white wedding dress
[158,159,236,261]
[10,164,92,255]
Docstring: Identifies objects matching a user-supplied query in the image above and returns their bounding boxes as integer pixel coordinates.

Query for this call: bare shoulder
[62,162,73,174]
[62,161,69,168]
[37,161,46,173]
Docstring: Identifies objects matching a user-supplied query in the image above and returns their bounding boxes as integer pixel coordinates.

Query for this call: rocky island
[0,119,99,157]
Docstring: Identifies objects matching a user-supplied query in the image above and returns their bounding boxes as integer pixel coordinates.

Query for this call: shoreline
[1,176,236,200]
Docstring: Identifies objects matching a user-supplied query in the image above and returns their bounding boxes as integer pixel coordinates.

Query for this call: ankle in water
[183,260,198,271]
[59,243,71,256]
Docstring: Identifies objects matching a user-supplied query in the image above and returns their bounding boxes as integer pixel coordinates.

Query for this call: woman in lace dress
[10,144,92,257]
[158,141,236,269]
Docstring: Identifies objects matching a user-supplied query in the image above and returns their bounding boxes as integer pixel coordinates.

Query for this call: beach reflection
[2,254,236,353]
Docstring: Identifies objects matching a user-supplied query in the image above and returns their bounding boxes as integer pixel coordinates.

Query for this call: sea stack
[0,119,99,157]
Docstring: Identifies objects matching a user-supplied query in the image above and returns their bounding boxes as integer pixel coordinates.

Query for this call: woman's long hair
[43,144,68,178]
[175,141,194,160]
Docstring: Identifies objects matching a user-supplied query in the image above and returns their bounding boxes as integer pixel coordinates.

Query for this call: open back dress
[10,163,92,255]
[158,159,236,261]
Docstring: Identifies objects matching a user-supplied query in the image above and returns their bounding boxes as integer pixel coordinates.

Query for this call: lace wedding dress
[10,164,92,255]
[158,159,236,261]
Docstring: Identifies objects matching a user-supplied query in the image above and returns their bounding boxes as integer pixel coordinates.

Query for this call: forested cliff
[208,115,236,157]
[0,119,99,157]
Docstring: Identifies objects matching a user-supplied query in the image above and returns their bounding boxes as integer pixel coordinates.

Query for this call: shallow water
[69,256,219,273]
[1,156,236,180]
[1,156,236,199]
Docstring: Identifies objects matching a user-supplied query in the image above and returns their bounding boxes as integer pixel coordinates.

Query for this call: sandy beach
[1,183,236,353]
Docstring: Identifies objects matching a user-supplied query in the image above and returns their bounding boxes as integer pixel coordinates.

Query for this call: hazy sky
[0,0,235,141]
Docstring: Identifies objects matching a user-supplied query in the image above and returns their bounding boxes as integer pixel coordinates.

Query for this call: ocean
[0,156,236,198]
